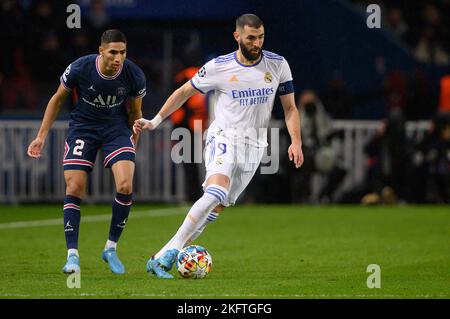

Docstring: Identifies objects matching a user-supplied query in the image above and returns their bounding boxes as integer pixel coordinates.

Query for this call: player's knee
[66,181,85,198]
[206,174,230,189]
[116,180,133,194]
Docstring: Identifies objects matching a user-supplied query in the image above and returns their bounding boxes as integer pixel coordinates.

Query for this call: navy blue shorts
[63,125,135,172]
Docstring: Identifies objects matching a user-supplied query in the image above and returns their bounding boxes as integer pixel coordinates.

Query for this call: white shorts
[202,127,265,206]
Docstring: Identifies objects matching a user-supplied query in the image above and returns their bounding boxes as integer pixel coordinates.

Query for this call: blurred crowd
[0,0,111,112]
[0,0,201,115]
[353,0,450,66]
[319,0,450,121]
[342,109,450,205]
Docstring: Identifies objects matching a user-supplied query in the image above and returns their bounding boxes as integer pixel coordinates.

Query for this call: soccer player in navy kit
[27,30,146,274]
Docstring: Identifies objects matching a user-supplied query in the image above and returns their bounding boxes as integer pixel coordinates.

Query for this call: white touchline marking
[0,207,188,230]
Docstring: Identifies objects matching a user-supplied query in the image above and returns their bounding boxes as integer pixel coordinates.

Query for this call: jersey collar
[96,55,122,80]
[233,51,263,68]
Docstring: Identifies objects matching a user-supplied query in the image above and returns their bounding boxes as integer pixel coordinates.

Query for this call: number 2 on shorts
[73,139,85,156]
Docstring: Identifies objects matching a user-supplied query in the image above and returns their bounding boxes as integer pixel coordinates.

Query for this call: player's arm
[280,92,304,168]
[27,84,70,158]
[127,96,143,145]
[133,81,198,132]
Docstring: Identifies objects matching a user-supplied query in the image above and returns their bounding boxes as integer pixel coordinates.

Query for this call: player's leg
[184,195,225,245]
[62,169,88,273]
[185,141,260,245]
[225,144,266,207]
[184,207,222,246]
[101,160,134,274]
[147,174,229,278]
[155,174,229,256]
[154,174,229,255]
[146,129,233,278]
[62,133,97,274]
[182,134,234,245]
[108,160,134,247]
[187,144,266,244]
[159,204,223,252]
[102,133,136,274]
[153,130,233,258]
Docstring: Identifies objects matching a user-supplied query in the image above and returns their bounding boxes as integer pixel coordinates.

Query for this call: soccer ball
[176,245,212,279]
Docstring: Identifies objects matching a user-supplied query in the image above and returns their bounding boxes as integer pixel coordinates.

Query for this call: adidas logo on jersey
[229,75,238,82]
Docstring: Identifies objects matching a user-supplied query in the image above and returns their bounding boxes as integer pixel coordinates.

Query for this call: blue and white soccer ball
[176,245,212,279]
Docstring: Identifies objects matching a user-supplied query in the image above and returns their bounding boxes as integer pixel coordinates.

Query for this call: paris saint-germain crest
[117,87,126,96]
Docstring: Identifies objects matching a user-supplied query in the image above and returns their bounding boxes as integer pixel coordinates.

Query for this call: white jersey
[191,50,294,147]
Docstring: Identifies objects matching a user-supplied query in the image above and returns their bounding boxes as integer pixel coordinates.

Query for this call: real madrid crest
[264,72,272,83]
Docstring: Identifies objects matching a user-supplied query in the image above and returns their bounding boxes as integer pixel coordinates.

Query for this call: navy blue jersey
[60,54,146,128]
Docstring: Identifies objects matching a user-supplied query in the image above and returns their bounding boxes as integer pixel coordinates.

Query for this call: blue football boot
[102,247,125,274]
[62,253,80,274]
[157,248,179,271]
[146,257,174,279]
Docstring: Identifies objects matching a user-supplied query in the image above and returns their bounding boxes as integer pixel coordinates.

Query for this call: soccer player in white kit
[134,14,304,278]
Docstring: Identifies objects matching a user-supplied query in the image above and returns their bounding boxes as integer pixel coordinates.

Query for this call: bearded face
[239,38,262,61]
[235,25,264,62]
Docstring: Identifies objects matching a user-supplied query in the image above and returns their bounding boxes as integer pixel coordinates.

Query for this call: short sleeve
[130,66,147,99]
[277,59,294,96]
[60,60,81,91]
[190,59,217,94]
[279,58,293,83]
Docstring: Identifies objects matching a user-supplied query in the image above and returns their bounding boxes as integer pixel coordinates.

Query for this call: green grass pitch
[0,204,448,299]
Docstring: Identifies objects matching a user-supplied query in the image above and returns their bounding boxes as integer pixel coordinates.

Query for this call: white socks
[186,211,219,245]
[105,240,117,250]
[154,184,228,258]
[67,240,117,260]
[67,249,79,258]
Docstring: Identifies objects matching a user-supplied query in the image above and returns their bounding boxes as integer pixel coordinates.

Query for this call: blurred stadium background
[0,0,449,205]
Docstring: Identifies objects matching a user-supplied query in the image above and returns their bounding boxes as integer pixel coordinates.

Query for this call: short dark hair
[101,29,127,45]
[236,14,263,30]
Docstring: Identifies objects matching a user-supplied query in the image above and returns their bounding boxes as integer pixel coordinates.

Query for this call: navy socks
[109,193,132,242]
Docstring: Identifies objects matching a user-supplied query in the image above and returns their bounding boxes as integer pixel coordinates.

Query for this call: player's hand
[27,137,45,159]
[133,118,154,133]
[288,142,304,168]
